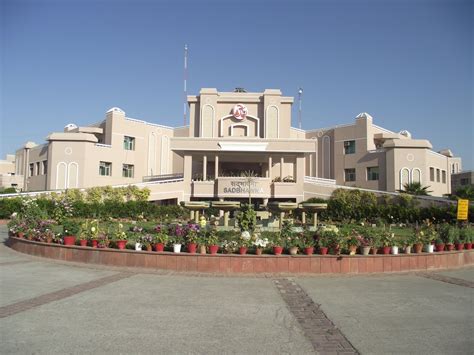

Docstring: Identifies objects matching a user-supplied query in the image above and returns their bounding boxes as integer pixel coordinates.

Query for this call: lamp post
[298,88,303,129]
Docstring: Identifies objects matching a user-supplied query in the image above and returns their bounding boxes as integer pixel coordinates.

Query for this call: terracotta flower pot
[187,243,197,254]
[414,243,423,253]
[116,240,127,250]
[273,246,283,255]
[146,245,152,252]
[255,248,263,255]
[435,244,445,252]
[79,239,88,247]
[155,243,165,252]
[348,245,357,255]
[319,247,328,255]
[446,243,454,251]
[465,243,473,250]
[455,243,464,251]
[199,245,207,254]
[91,240,98,248]
[304,247,314,255]
[209,245,219,254]
[239,247,248,255]
[63,236,76,246]
[370,247,378,255]
[17,232,24,239]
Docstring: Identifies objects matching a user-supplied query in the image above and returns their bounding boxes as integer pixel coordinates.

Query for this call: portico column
[215,155,219,178]
[280,156,284,179]
[268,156,272,179]
[203,155,207,181]
[302,211,306,224]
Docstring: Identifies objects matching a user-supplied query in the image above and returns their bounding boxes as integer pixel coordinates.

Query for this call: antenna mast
[183,44,188,126]
[298,87,303,129]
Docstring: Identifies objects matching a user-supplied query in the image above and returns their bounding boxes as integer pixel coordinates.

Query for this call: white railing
[304,176,336,185]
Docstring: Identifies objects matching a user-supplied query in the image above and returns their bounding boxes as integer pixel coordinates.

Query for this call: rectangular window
[99,161,112,176]
[436,169,440,182]
[430,167,435,182]
[344,168,356,182]
[123,136,135,151]
[460,178,469,185]
[29,163,34,177]
[122,164,134,178]
[36,162,40,176]
[367,166,379,181]
[442,170,446,184]
[43,161,48,175]
[344,140,356,154]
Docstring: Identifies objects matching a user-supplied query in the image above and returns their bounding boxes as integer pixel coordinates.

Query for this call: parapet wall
[8,237,473,275]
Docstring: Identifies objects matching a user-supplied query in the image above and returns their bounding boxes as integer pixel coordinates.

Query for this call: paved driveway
[1,226,472,354]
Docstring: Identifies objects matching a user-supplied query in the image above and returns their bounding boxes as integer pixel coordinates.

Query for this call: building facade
[13,88,462,200]
[451,171,473,194]
[0,154,23,190]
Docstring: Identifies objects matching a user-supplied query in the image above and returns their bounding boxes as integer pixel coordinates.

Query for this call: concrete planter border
[7,237,474,275]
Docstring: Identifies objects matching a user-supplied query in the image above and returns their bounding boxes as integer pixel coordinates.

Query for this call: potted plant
[111,223,128,250]
[62,219,80,246]
[78,221,89,247]
[286,234,301,255]
[440,224,456,251]
[423,224,436,253]
[461,227,473,250]
[390,234,400,255]
[301,231,315,255]
[346,230,360,255]
[97,231,110,248]
[207,228,219,254]
[380,230,393,255]
[454,232,464,251]
[139,234,154,252]
[88,220,99,248]
[435,236,445,252]
[238,230,252,255]
[252,232,269,255]
[154,231,169,252]
[317,230,334,255]
[413,226,424,253]
[185,224,198,253]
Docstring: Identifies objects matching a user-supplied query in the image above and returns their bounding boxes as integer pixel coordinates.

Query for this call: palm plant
[399,182,432,196]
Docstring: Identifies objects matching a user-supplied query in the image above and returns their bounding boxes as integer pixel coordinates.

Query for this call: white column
[215,155,219,178]
[280,156,284,179]
[268,156,272,179]
[203,155,207,181]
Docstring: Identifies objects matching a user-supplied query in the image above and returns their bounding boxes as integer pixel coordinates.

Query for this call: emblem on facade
[232,104,248,120]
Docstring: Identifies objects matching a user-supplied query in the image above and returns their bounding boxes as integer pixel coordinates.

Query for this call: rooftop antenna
[298,87,303,129]
[183,44,188,126]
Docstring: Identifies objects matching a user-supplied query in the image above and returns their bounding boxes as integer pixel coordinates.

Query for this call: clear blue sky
[1,0,473,169]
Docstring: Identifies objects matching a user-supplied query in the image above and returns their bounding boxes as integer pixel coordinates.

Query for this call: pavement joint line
[0,260,33,266]
[416,272,474,288]
[0,272,134,318]
[273,278,359,355]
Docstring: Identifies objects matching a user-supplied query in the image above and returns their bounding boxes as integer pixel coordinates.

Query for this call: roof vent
[399,130,412,139]
[355,112,373,120]
[234,88,247,93]
[64,123,78,132]
[106,107,125,114]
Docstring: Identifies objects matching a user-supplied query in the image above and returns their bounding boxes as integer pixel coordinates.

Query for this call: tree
[452,185,474,201]
[398,182,432,196]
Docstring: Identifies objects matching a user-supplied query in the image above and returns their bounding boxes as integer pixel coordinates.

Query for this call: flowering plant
[139,234,154,247]
[346,230,361,247]
[206,228,219,246]
[238,230,252,247]
[186,224,199,244]
[110,223,127,241]
[154,232,169,245]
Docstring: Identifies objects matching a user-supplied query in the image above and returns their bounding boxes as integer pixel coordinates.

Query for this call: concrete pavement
[1,226,472,354]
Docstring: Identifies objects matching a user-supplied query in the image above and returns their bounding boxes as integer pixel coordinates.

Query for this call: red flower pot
[455,243,464,251]
[79,239,88,247]
[382,246,391,255]
[414,244,423,253]
[304,247,314,255]
[63,236,76,246]
[91,240,98,248]
[155,243,165,252]
[116,240,127,250]
[209,245,219,254]
[187,243,197,254]
[465,243,473,250]
[435,244,445,252]
[446,243,454,251]
[239,247,248,255]
[273,246,283,255]
[319,247,328,255]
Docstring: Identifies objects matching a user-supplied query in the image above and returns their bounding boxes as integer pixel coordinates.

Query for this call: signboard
[232,104,248,120]
[217,177,270,197]
[457,199,469,220]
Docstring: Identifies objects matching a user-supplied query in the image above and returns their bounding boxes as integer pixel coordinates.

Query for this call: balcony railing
[142,173,184,182]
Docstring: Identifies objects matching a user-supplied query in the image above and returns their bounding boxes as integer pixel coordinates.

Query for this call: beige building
[0,154,23,190]
[12,88,462,200]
